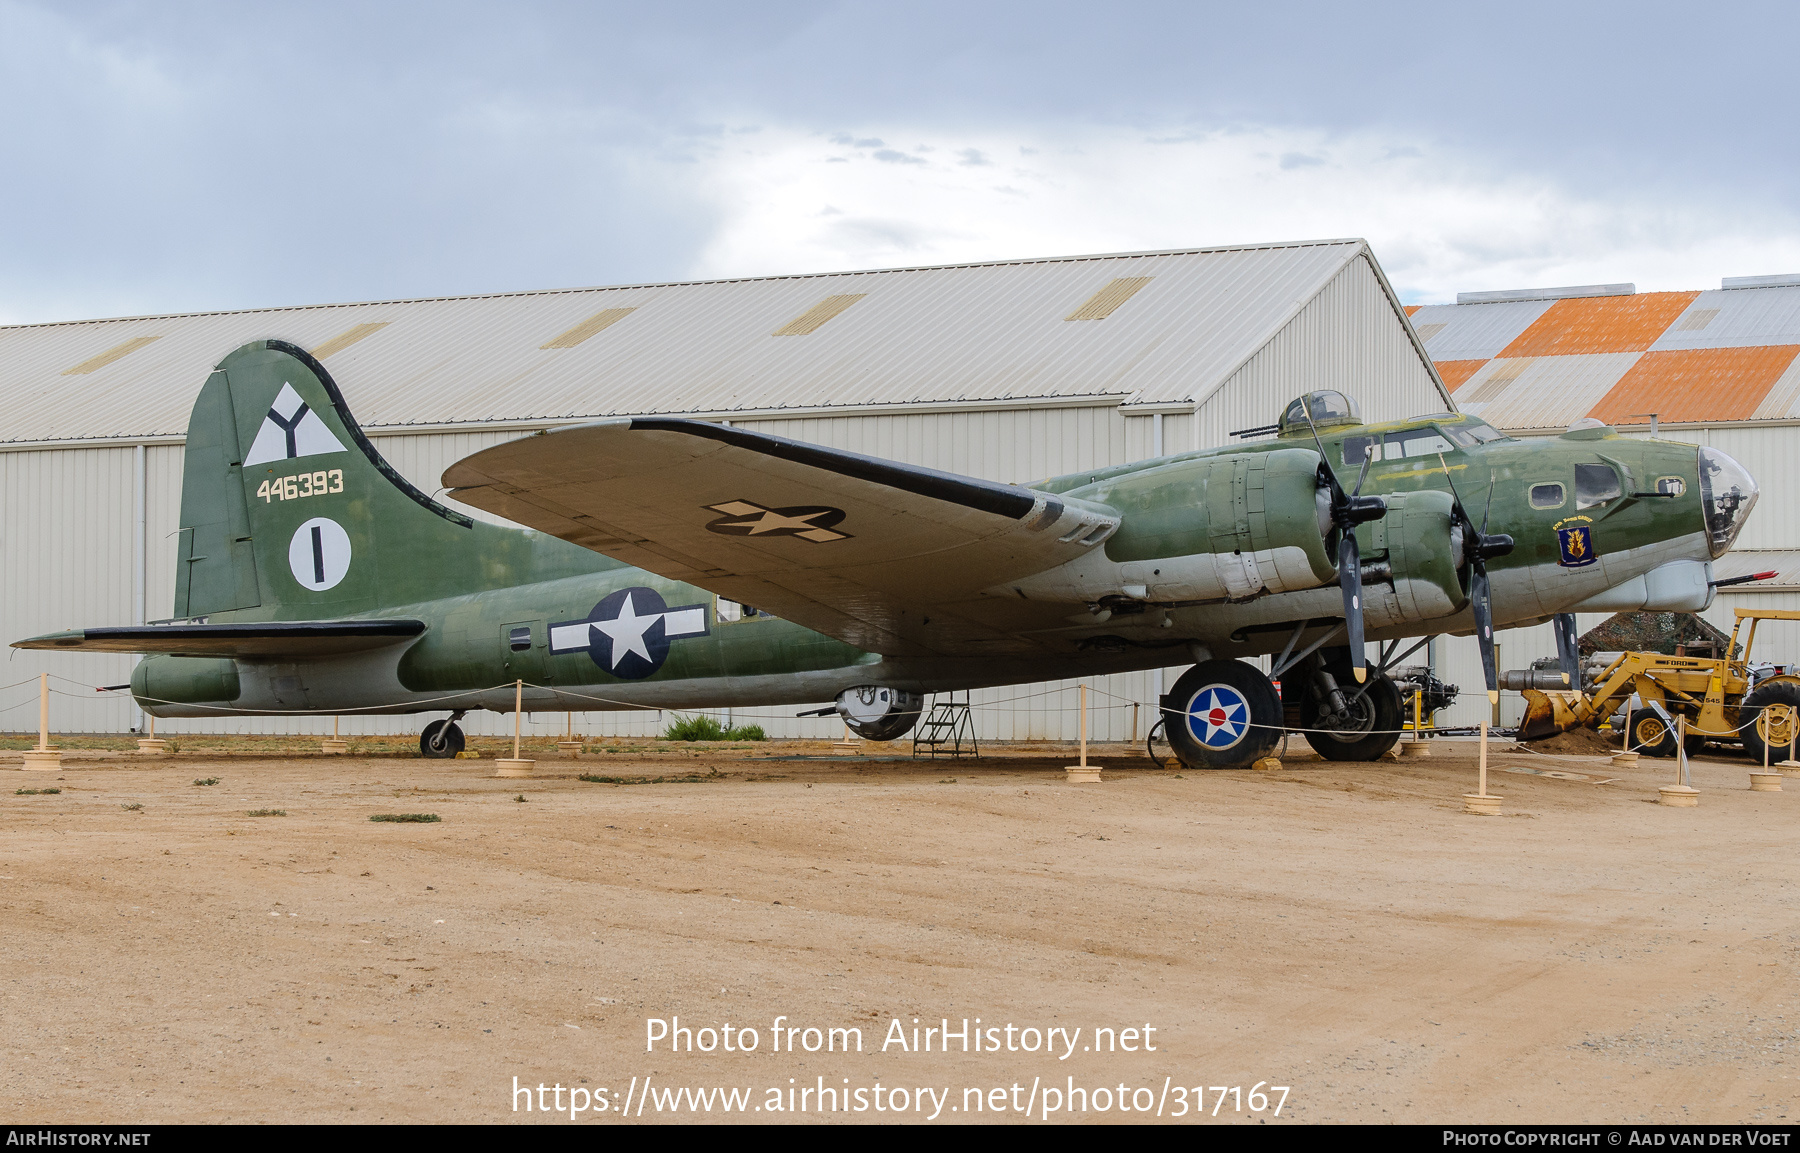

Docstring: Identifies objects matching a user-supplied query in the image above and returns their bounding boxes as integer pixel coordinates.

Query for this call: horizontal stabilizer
[12,620,426,658]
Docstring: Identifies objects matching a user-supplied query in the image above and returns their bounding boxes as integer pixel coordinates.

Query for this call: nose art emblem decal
[1554,518,1598,568]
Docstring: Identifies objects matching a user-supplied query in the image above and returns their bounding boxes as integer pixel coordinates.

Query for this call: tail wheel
[420,719,465,759]
[1626,708,1676,758]
[1145,719,1173,769]
[1160,660,1282,770]
[1741,683,1800,764]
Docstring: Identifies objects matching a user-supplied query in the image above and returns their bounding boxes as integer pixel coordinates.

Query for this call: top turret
[1277,391,1364,438]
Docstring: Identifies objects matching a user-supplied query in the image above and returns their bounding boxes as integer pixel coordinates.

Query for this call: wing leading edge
[443,418,1122,656]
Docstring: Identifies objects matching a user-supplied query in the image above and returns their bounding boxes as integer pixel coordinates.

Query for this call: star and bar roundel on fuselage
[548,587,711,679]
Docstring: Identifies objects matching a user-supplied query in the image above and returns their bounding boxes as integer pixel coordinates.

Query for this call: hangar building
[1409,276,1800,728]
[0,239,1448,741]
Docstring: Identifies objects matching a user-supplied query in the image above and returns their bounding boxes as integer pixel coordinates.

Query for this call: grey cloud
[873,149,925,165]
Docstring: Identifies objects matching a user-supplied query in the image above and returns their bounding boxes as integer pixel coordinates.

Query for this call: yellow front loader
[1502,607,1800,758]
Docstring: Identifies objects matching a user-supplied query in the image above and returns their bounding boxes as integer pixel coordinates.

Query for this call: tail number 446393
[258,470,344,502]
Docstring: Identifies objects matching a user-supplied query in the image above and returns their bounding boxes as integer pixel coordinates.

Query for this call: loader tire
[1740,681,1800,765]
[1625,708,1677,758]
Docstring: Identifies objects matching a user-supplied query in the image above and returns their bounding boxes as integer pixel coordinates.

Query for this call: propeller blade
[1352,452,1372,498]
[1339,531,1367,682]
[1554,612,1580,687]
[1471,563,1498,702]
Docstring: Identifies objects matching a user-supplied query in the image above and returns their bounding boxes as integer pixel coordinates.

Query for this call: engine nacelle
[836,685,924,741]
[1003,448,1339,604]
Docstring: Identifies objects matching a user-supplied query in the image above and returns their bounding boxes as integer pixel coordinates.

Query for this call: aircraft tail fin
[174,340,525,620]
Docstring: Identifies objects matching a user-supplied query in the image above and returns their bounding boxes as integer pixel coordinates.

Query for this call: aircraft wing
[443,419,1121,656]
[12,620,427,658]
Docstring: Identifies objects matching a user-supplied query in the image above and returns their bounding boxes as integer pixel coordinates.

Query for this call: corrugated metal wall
[1194,255,1446,448]
[1,256,1451,743]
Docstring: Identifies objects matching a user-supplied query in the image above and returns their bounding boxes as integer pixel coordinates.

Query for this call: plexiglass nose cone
[1699,447,1758,558]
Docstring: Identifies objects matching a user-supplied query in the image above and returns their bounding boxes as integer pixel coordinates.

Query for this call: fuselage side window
[1530,483,1566,509]
[717,598,764,623]
[1401,433,1455,458]
[1575,463,1623,509]
[1656,476,1687,497]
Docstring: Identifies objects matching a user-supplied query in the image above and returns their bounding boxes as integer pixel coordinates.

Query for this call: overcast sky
[5,0,1799,323]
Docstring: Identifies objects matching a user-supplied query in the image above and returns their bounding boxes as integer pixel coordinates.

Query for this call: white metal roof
[0,239,1418,446]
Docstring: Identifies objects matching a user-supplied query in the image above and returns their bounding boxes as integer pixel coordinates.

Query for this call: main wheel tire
[1300,672,1404,762]
[1739,681,1800,764]
[1160,660,1282,770]
[420,719,465,759]
[1625,708,1676,758]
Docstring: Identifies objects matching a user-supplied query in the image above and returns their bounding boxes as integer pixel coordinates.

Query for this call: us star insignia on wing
[704,500,851,542]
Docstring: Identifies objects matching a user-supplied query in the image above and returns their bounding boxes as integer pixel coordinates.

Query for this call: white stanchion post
[1751,705,1784,791]
[1463,716,1501,814]
[1066,684,1101,782]
[138,710,166,756]
[558,710,583,758]
[322,714,348,755]
[496,678,535,777]
[1660,715,1699,806]
[24,673,61,770]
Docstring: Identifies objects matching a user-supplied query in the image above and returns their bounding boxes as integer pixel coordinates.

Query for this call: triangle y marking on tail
[243,382,349,465]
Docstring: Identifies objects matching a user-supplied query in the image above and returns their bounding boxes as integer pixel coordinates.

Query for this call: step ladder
[913,691,978,759]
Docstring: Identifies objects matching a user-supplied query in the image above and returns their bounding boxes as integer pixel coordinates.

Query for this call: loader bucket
[1520,689,1590,742]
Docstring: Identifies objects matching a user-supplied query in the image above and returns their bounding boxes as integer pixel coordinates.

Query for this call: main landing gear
[1280,648,1403,763]
[1159,660,1283,769]
[421,711,467,759]
[1158,650,1403,770]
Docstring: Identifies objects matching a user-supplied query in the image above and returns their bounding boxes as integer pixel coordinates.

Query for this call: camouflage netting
[1578,612,1736,658]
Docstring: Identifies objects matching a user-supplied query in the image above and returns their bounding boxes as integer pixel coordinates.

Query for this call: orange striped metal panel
[1587,345,1800,426]
[1497,291,1701,359]
[1452,353,1641,431]
[1409,299,1555,361]
[1436,359,1487,390]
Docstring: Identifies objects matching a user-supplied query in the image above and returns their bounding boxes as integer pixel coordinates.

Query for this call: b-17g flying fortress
[17,338,1758,770]
[10,4,1800,1132]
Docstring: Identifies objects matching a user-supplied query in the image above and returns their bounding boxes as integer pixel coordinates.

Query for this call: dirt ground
[2,733,1797,1125]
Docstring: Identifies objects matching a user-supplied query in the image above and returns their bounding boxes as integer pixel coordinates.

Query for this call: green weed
[193,777,220,787]
[662,716,766,741]
[245,808,286,817]
[370,813,440,823]
[121,803,143,811]
[15,787,60,795]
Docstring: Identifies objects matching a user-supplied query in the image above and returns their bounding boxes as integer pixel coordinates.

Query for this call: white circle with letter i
[288,517,352,591]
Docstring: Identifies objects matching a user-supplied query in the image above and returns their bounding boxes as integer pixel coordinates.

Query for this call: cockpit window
[1575,463,1623,509]
[1343,430,1457,466]
[1444,419,1508,447]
